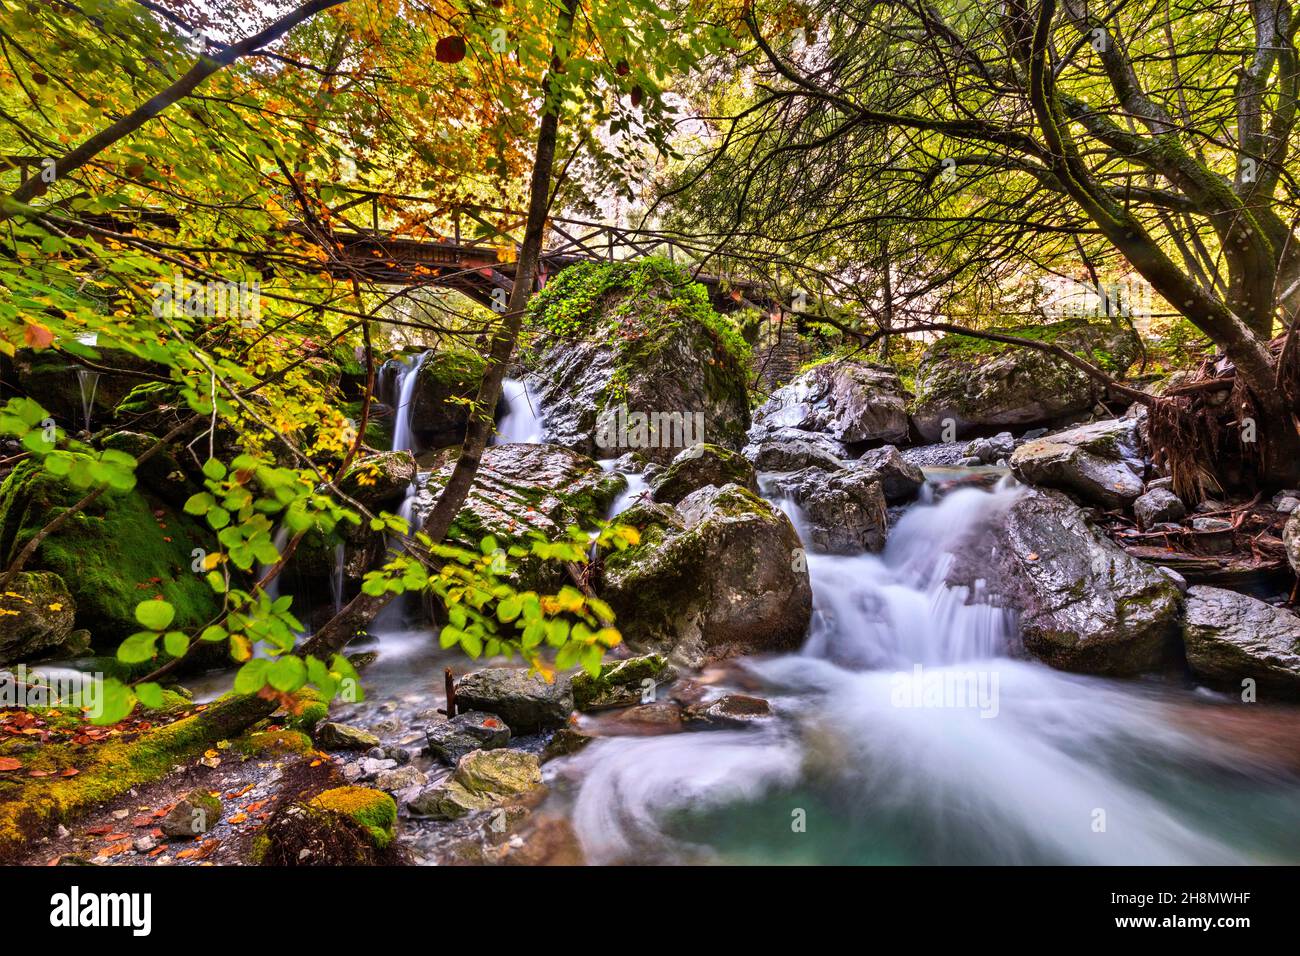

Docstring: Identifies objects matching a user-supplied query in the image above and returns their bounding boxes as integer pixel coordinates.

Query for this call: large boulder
[650,443,758,505]
[0,461,220,643]
[602,483,812,666]
[910,319,1140,440]
[406,443,622,589]
[856,445,926,502]
[403,349,487,450]
[1009,418,1145,508]
[951,487,1181,674]
[523,260,752,464]
[338,451,416,510]
[571,653,676,711]
[453,668,574,734]
[0,571,77,665]
[767,466,888,554]
[750,359,909,450]
[1182,587,1300,696]
[744,432,846,472]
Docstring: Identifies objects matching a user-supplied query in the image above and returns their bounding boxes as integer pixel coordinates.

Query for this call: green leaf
[134,599,175,630]
[233,659,269,694]
[90,679,135,725]
[183,492,215,516]
[163,631,189,657]
[497,595,522,623]
[202,458,227,481]
[134,681,166,709]
[267,655,306,693]
[117,631,159,664]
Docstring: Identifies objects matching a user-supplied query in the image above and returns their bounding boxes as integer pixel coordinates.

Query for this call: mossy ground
[309,786,397,848]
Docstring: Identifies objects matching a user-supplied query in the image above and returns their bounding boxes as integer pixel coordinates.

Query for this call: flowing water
[494,378,544,445]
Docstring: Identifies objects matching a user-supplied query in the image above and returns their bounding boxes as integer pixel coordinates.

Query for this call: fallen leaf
[0,757,22,771]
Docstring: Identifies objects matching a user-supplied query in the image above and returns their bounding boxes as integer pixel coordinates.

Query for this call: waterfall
[390,350,431,455]
[563,474,1281,865]
[599,459,649,518]
[75,369,99,433]
[494,378,543,445]
[330,542,346,615]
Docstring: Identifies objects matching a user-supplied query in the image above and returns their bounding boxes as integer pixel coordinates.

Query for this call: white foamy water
[494,377,544,445]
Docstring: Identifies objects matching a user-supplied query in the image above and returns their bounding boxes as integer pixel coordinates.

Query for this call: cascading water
[556,477,1300,865]
[494,378,544,445]
[75,369,100,433]
[390,351,431,456]
[599,459,649,518]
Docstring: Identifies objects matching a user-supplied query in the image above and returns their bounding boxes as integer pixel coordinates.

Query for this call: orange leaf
[0,757,22,771]
[23,322,55,350]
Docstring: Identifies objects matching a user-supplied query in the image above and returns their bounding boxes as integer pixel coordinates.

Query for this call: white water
[76,369,99,433]
[494,377,544,445]
[599,459,649,518]
[390,351,430,455]
[560,481,1300,865]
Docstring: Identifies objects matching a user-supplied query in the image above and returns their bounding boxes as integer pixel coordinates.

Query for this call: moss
[248,832,271,864]
[923,318,1134,375]
[285,687,329,733]
[0,461,220,643]
[309,786,396,849]
[232,729,314,757]
[0,692,272,861]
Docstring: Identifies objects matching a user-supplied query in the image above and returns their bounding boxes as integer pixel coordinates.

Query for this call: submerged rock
[603,483,812,666]
[650,443,758,505]
[0,571,76,666]
[524,260,752,463]
[1009,418,1145,508]
[910,319,1140,440]
[454,668,574,734]
[750,359,910,448]
[952,487,1181,675]
[1183,587,1300,696]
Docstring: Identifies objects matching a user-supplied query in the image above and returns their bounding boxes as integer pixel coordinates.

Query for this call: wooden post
[444,667,457,719]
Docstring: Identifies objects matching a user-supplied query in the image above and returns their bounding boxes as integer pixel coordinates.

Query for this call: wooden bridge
[290,184,773,312]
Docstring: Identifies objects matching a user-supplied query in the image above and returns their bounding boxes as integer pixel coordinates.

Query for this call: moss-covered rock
[0,461,220,643]
[338,451,416,510]
[408,349,488,450]
[571,653,676,711]
[408,749,544,820]
[0,571,76,665]
[751,358,910,448]
[3,348,165,432]
[602,483,813,665]
[309,786,397,849]
[232,729,314,757]
[650,443,758,505]
[910,319,1141,440]
[523,258,752,463]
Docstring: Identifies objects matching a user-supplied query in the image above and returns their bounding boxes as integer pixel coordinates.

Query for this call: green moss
[309,786,396,849]
[232,729,314,757]
[0,461,220,643]
[285,687,329,733]
[925,318,1133,375]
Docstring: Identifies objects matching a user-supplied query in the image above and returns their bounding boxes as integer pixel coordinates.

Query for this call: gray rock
[1272,491,1300,514]
[751,359,910,446]
[956,456,983,467]
[650,443,758,505]
[1133,488,1186,528]
[424,711,511,764]
[1156,566,1188,593]
[910,320,1141,440]
[1182,586,1300,695]
[744,434,845,472]
[1009,419,1145,508]
[949,487,1181,674]
[768,466,888,554]
[602,483,813,666]
[1146,476,1175,492]
[571,654,676,711]
[359,757,398,778]
[408,749,544,820]
[314,722,381,752]
[160,790,221,839]
[1285,511,1300,576]
[374,766,428,793]
[1191,516,1233,533]
[454,668,574,734]
[963,432,1015,464]
[855,445,925,502]
[684,694,772,728]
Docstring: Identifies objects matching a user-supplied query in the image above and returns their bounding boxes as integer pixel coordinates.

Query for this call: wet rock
[571,653,676,711]
[424,711,511,764]
[1009,419,1145,508]
[951,487,1181,675]
[1191,516,1233,533]
[1133,488,1186,529]
[767,466,888,553]
[910,319,1140,440]
[338,451,416,510]
[160,789,221,839]
[650,443,758,505]
[454,668,574,734]
[541,726,595,762]
[684,693,772,729]
[408,749,544,820]
[1273,494,1300,515]
[0,571,76,666]
[1156,566,1189,594]
[744,434,845,472]
[601,483,813,666]
[406,349,487,449]
[374,766,427,793]
[314,722,380,751]
[526,260,751,463]
[962,432,1015,465]
[1183,587,1300,696]
[1286,511,1300,576]
[750,358,910,447]
[855,445,926,502]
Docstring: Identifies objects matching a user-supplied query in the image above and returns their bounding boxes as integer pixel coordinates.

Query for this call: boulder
[750,359,910,448]
[314,722,381,751]
[253,786,396,864]
[404,349,487,450]
[0,462,220,642]
[744,433,845,472]
[1133,487,1186,529]
[962,432,1015,465]
[910,319,1140,440]
[1182,587,1300,696]
[650,443,758,505]
[424,711,511,764]
[601,483,813,666]
[338,451,416,510]
[571,653,676,711]
[0,571,76,665]
[768,466,888,554]
[408,749,544,820]
[2,348,165,432]
[950,488,1181,674]
[1009,419,1145,508]
[525,260,751,463]
[407,443,622,589]
[454,668,574,734]
[683,693,773,729]
[1285,511,1300,577]
[855,445,926,502]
